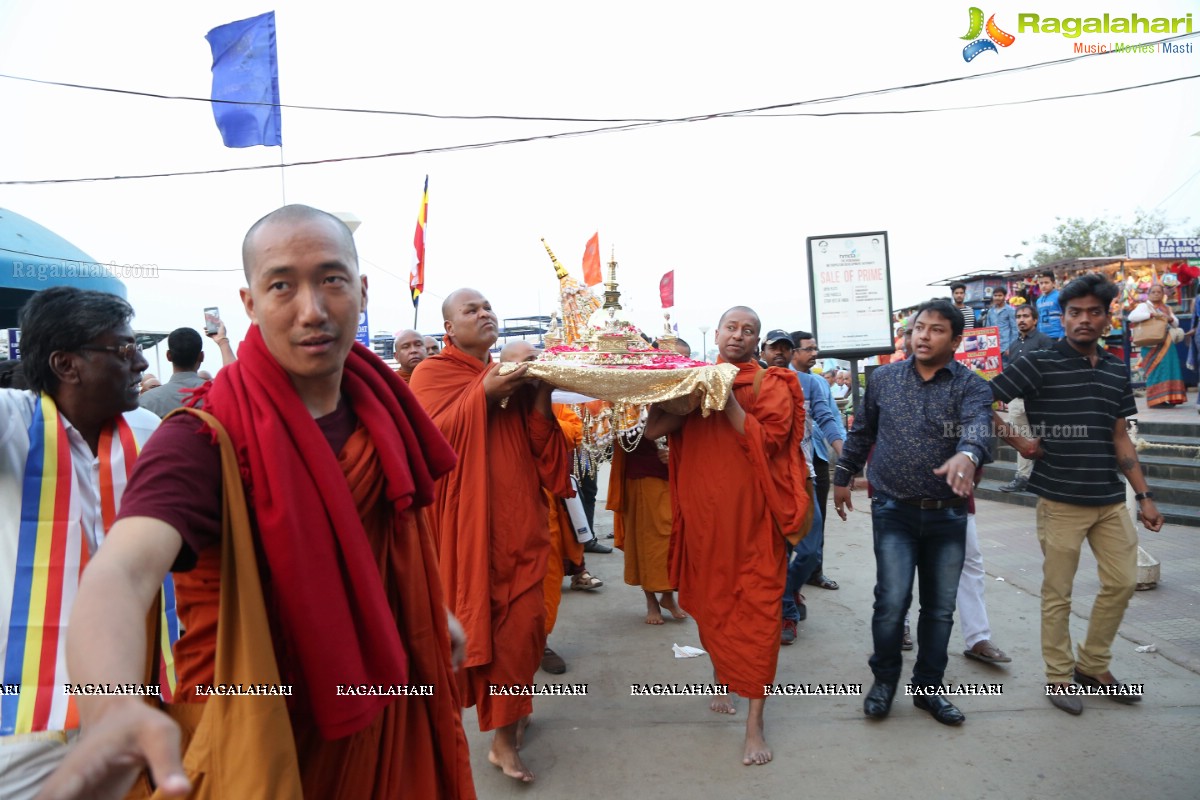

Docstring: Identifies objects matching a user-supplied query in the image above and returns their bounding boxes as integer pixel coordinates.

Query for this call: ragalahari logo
[961,8,1016,61]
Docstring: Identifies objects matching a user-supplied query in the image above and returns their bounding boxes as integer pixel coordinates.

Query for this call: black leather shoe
[863,681,896,719]
[913,693,966,725]
[583,538,613,554]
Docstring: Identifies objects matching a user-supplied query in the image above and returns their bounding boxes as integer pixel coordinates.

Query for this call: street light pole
[698,325,710,363]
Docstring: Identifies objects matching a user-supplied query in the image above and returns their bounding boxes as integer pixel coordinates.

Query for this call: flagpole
[413,300,419,331]
[278,146,287,205]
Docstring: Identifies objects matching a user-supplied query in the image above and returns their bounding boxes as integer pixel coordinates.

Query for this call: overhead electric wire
[0,30,1195,122]
[2,72,1196,187]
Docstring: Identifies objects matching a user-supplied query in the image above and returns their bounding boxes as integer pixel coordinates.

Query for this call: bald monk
[37,205,475,800]
[410,291,572,784]
[394,328,428,382]
[497,341,590,674]
[424,335,442,354]
[643,306,809,766]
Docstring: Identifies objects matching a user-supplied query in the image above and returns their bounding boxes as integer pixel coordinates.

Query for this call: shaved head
[717,305,760,332]
[715,306,761,363]
[441,287,499,357]
[393,328,426,373]
[423,335,441,353]
[241,204,358,282]
[499,340,538,363]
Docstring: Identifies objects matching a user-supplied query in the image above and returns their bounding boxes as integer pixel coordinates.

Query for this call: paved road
[462,472,1200,799]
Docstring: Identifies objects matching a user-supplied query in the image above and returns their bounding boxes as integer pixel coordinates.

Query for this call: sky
[2,0,1198,369]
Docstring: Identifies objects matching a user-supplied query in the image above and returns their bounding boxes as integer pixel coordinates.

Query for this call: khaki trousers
[1035,497,1138,682]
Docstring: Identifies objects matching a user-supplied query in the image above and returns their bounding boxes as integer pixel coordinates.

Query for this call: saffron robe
[608,442,674,593]
[410,346,572,731]
[668,362,809,698]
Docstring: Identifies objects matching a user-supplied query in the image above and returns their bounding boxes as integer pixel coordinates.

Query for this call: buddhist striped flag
[410,176,428,310]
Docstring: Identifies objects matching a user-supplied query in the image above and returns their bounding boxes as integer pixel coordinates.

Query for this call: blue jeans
[868,494,967,687]
[783,482,824,622]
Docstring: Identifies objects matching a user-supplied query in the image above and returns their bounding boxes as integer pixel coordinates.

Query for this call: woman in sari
[1128,284,1185,407]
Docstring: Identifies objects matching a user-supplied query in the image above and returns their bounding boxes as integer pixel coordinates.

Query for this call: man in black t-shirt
[991,273,1163,716]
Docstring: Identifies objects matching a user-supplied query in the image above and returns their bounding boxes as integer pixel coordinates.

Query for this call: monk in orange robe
[410,290,572,784]
[607,438,685,624]
[39,205,474,800]
[393,328,427,383]
[644,306,809,767]
[498,341,589,674]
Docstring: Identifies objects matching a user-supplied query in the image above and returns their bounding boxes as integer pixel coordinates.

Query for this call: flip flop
[964,642,1011,664]
[808,574,839,590]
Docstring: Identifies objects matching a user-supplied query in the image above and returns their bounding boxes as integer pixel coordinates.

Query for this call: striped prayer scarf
[1,394,178,735]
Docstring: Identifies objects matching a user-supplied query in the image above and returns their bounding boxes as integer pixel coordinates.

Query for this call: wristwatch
[1135,491,1155,502]
[957,450,980,468]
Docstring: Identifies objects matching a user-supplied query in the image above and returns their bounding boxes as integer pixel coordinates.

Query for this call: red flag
[582,233,602,286]
[659,270,674,308]
[410,175,428,308]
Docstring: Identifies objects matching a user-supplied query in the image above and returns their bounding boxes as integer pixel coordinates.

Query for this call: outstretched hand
[35,701,190,800]
[932,453,976,498]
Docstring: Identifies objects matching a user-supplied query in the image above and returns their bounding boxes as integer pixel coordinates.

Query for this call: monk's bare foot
[743,703,771,765]
[515,715,531,750]
[643,591,664,624]
[742,730,772,766]
[488,726,534,782]
[710,695,737,714]
[659,594,687,620]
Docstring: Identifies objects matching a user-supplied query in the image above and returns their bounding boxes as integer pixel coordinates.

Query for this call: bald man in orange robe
[393,328,427,382]
[644,306,809,767]
[410,291,572,784]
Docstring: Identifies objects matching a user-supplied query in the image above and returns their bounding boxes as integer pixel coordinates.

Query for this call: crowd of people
[0,205,1174,798]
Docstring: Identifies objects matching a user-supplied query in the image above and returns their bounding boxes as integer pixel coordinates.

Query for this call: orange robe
[607,446,673,592]
[171,427,474,799]
[410,345,572,731]
[544,405,585,636]
[668,362,809,699]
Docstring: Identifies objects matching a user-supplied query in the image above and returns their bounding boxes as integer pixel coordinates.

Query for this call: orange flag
[582,233,602,286]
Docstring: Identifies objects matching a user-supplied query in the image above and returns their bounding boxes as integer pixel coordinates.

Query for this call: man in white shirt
[0,287,160,799]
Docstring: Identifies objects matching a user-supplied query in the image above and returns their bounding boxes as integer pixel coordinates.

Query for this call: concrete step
[990,444,1200,479]
[976,478,1198,528]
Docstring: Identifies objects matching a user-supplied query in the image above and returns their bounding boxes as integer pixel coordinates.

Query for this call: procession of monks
[25,206,811,800]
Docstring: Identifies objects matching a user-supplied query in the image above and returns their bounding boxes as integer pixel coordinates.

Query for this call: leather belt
[897,496,967,510]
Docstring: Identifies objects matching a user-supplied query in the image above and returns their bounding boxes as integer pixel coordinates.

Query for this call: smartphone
[203,307,221,336]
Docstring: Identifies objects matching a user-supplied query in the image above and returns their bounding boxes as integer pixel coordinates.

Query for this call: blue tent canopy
[1,207,126,328]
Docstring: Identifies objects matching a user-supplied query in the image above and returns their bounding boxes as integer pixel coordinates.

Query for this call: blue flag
[206,11,282,148]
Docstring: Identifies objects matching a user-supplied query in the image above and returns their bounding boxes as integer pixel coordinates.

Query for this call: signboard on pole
[356,310,370,348]
[1125,238,1200,260]
[807,231,894,358]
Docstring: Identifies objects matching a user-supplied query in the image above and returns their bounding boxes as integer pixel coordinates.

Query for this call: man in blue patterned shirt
[832,299,993,726]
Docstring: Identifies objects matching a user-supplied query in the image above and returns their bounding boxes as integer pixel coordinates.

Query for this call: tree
[1023,208,1194,266]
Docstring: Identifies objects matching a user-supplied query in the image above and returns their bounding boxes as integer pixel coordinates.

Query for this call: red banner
[659,270,674,308]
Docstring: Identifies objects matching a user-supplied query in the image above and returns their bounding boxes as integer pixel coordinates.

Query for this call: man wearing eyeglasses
[0,287,161,800]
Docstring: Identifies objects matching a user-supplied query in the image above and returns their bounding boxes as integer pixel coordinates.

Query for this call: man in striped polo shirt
[990,272,1164,715]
